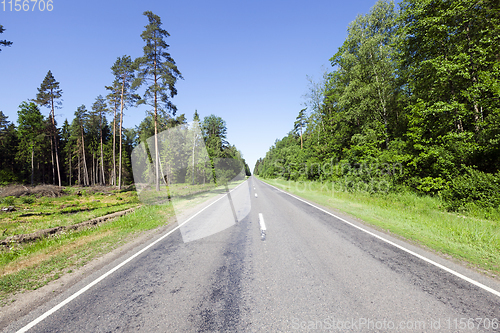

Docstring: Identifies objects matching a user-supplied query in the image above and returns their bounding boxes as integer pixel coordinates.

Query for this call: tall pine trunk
[50,137,55,184]
[81,127,89,186]
[31,145,34,186]
[153,48,160,192]
[192,133,196,184]
[118,78,126,190]
[100,116,105,185]
[49,97,62,187]
[100,144,105,185]
[112,104,117,186]
[54,131,61,186]
[69,152,72,186]
[78,149,81,186]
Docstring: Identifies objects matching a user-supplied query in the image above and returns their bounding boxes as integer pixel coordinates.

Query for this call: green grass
[0,191,140,239]
[259,177,500,277]
[0,202,175,305]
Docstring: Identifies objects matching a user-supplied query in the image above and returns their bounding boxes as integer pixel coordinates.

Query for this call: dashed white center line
[258,213,266,231]
[258,213,266,241]
[255,193,258,198]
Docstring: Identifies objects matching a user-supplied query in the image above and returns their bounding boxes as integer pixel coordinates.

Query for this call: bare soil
[0,184,131,199]
[0,185,66,198]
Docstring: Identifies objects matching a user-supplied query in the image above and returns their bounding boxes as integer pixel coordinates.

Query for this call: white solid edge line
[262,181,500,299]
[258,213,266,231]
[17,180,248,333]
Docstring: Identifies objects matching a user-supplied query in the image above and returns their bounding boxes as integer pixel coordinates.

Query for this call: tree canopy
[255,0,500,212]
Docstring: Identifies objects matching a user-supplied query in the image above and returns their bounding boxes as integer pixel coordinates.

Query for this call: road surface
[4,176,500,332]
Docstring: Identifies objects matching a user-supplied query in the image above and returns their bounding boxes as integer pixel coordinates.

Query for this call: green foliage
[0,24,13,52]
[0,170,17,184]
[294,108,308,149]
[2,196,15,206]
[0,111,19,181]
[21,196,35,204]
[111,56,138,110]
[256,0,500,213]
[399,0,500,177]
[202,115,228,152]
[135,11,182,116]
[414,177,449,195]
[442,169,500,212]
[16,102,50,184]
[34,70,62,112]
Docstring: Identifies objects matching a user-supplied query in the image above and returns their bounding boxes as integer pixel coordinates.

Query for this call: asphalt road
[4,176,500,332]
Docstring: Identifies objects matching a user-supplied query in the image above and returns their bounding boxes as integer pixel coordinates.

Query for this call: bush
[21,196,35,204]
[0,170,17,185]
[442,169,500,211]
[415,177,449,195]
[2,196,15,206]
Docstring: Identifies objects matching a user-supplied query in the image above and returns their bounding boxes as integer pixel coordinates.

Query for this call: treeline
[255,0,500,212]
[134,111,251,196]
[0,106,249,186]
[0,12,249,188]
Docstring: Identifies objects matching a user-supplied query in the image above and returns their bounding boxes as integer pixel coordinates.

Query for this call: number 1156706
[2,0,53,11]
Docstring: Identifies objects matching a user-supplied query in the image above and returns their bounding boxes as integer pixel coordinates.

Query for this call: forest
[0,12,250,190]
[254,0,500,214]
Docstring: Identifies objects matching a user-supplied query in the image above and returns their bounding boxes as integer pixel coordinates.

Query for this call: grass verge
[258,177,500,278]
[0,202,175,306]
[0,189,140,238]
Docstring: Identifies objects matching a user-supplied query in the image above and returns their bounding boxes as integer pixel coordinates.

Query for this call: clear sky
[0,0,386,172]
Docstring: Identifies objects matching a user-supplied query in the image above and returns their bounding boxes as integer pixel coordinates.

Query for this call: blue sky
[1,0,386,171]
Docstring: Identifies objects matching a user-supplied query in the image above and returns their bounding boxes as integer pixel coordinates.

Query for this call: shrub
[2,196,15,206]
[416,177,449,195]
[21,196,35,204]
[442,169,500,211]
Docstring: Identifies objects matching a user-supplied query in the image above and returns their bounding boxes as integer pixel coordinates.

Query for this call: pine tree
[294,108,308,149]
[105,80,121,186]
[91,95,108,185]
[0,111,18,182]
[74,105,90,186]
[110,56,137,189]
[0,25,12,52]
[135,11,183,191]
[16,102,45,185]
[60,119,72,185]
[34,70,63,186]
